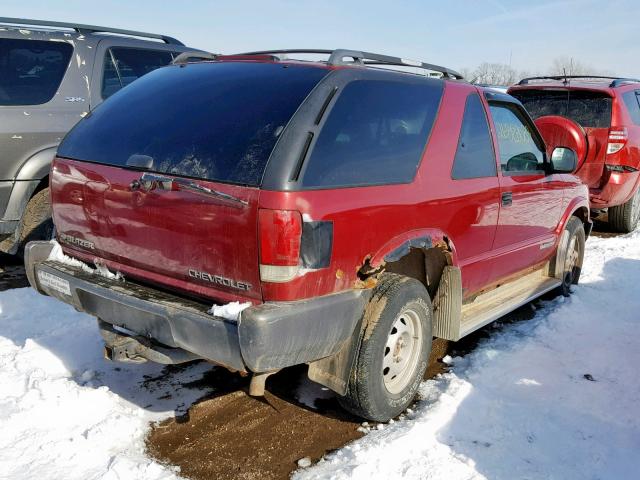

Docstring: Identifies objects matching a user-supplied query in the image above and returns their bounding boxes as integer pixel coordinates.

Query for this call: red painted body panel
[50,159,261,304]
[483,100,578,283]
[48,67,590,309]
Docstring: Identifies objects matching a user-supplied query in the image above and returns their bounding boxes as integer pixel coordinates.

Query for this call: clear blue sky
[3,0,639,77]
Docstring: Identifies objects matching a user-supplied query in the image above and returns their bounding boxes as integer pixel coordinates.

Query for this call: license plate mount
[37,270,71,296]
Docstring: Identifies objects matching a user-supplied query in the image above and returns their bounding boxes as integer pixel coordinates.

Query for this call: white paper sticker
[37,271,71,296]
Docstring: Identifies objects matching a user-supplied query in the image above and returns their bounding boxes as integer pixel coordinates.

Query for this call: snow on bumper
[24,241,367,373]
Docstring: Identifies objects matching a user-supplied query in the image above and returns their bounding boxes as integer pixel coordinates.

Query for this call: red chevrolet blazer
[25,49,590,421]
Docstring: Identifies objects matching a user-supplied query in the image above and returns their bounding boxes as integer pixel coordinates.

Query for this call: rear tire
[558,217,585,297]
[339,274,432,422]
[608,188,640,233]
[15,188,54,257]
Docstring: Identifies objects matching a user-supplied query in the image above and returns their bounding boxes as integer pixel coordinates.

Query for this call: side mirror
[506,152,540,172]
[549,147,577,174]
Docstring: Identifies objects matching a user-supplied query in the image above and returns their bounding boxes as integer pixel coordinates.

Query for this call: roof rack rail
[0,17,184,45]
[237,49,463,79]
[518,75,640,88]
[172,51,218,65]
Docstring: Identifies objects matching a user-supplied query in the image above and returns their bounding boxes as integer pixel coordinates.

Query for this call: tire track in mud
[144,338,453,480]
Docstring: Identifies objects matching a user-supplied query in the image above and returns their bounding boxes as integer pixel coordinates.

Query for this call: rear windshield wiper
[130,172,248,207]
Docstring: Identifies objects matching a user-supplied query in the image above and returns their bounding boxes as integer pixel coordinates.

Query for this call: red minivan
[25,50,590,421]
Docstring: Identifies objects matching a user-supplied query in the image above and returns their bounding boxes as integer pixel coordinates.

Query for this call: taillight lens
[607,127,628,154]
[258,209,302,282]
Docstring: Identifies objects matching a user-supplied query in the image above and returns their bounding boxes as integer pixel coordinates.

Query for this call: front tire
[558,217,586,297]
[339,274,432,422]
[608,188,640,233]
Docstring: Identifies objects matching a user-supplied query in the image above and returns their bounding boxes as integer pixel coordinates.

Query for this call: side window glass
[622,90,640,125]
[0,38,73,106]
[301,80,443,188]
[101,52,121,99]
[489,103,545,174]
[452,93,496,179]
[102,48,173,99]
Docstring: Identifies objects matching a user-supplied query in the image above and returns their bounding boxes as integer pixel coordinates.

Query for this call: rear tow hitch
[98,319,200,365]
[104,340,148,364]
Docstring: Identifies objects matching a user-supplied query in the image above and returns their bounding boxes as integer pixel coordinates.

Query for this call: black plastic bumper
[24,241,368,372]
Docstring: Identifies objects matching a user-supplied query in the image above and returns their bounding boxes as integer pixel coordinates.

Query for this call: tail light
[258,209,302,282]
[607,127,628,154]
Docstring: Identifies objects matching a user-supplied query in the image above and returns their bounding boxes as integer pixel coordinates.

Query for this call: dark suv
[509,76,640,232]
[0,17,197,255]
[25,49,590,421]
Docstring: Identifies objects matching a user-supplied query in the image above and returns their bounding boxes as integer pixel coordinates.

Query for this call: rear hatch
[52,61,328,302]
[510,88,612,186]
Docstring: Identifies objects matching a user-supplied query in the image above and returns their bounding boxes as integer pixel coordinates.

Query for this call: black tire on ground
[15,188,54,257]
[608,188,640,233]
[339,273,433,422]
[559,216,586,297]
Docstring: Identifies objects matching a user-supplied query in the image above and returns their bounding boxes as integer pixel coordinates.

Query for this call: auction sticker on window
[37,270,71,296]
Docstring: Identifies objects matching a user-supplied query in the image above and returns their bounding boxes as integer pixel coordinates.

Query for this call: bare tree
[463,62,519,86]
[548,56,594,76]
[458,66,475,82]
[459,56,612,86]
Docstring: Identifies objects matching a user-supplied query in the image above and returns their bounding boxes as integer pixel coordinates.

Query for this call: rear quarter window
[301,79,443,188]
[102,47,175,99]
[451,93,497,179]
[0,38,73,106]
[622,90,640,125]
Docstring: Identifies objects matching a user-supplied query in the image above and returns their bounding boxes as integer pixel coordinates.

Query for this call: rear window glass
[0,38,73,106]
[102,47,175,99]
[301,79,443,188]
[511,89,612,128]
[58,62,328,186]
[622,91,640,125]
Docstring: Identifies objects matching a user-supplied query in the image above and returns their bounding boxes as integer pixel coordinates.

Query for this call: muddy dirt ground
[145,338,454,480]
[0,253,29,291]
[0,218,620,479]
[144,304,547,480]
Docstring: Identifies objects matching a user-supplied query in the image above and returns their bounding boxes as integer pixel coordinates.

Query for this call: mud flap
[431,265,463,341]
[307,317,364,396]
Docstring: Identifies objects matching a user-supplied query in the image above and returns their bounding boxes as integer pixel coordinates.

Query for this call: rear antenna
[563,68,571,117]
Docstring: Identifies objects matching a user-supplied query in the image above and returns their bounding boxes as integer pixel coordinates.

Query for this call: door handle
[501,192,513,206]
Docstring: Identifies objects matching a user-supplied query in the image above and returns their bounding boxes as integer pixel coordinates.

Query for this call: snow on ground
[1,230,639,480]
[0,289,214,480]
[296,230,640,480]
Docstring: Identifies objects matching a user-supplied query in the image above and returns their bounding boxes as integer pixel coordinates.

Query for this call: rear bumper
[590,170,640,208]
[25,241,368,372]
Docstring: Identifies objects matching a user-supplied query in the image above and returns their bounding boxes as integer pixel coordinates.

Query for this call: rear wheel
[558,217,585,297]
[608,188,640,233]
[15,188,54,257]
[339,274,432,422]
